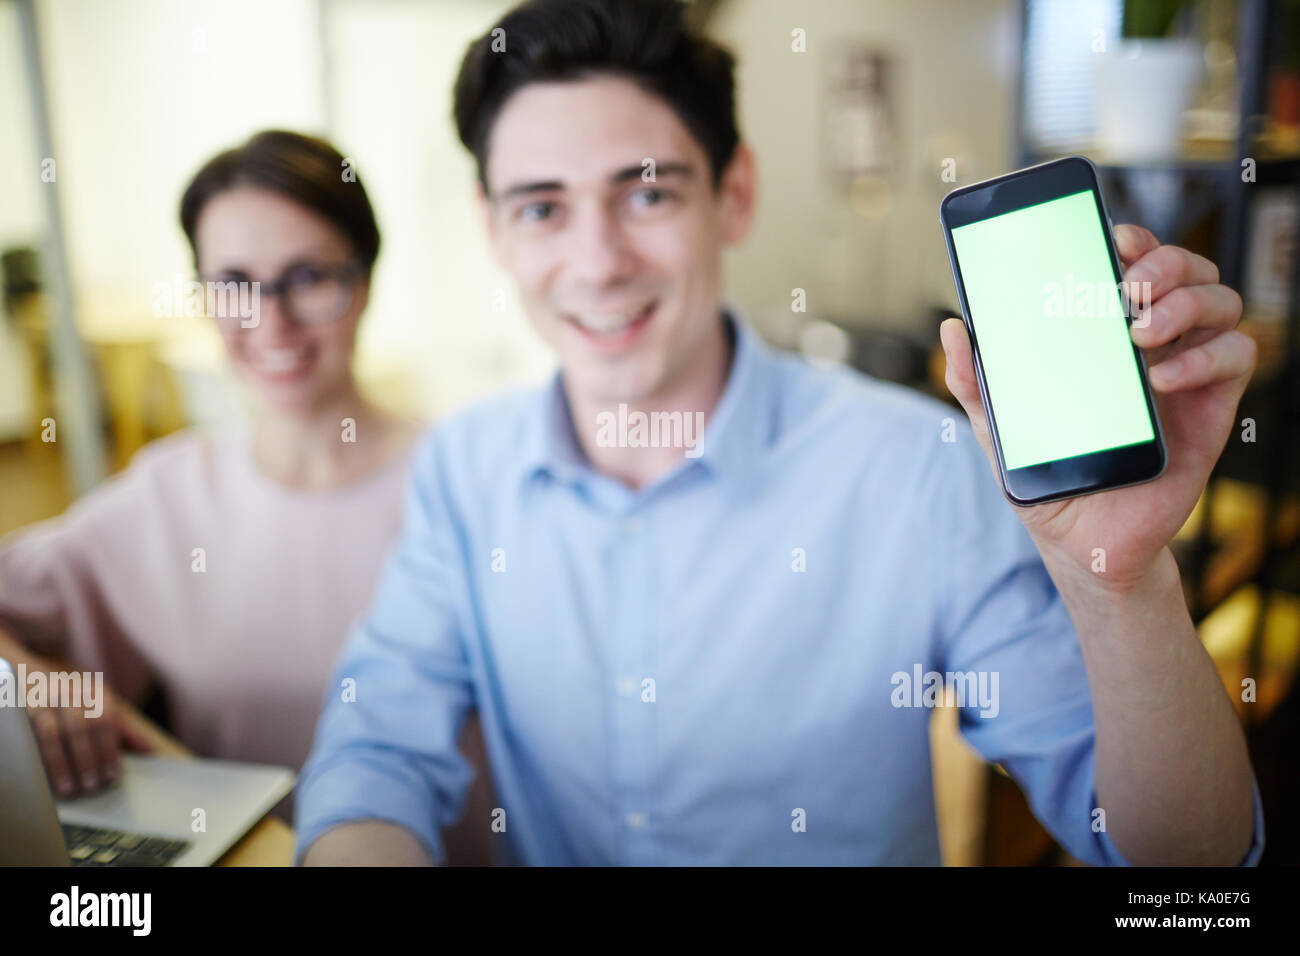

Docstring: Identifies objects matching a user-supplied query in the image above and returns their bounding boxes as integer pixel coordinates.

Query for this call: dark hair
[452,0,739,192]
[179,130,381,273]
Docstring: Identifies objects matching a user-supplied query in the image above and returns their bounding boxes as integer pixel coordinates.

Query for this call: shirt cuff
[1236,771,1266,866]
[294,755,444,866]
[1092,770,1265,866]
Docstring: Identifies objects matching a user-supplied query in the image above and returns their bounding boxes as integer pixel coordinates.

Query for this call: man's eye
[519,202,556,223]
[629,188,669,209]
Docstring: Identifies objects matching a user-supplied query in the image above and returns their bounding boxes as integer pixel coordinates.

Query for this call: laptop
[0,659,294,866]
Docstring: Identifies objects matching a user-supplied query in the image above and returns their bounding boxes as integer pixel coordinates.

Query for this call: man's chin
[568,379,661,411]
[559,357,656,402]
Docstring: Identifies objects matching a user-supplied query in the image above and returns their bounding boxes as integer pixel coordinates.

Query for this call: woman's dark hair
[453,0,739,192]
[179,130,381,273]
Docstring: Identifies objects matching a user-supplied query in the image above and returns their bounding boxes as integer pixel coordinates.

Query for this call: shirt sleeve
[933,434,1264,867]
[294,430,478,865]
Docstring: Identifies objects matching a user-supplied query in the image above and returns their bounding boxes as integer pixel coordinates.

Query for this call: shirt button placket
[609,510,657,865]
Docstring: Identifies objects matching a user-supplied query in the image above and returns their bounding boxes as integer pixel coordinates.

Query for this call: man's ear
[718,142,757,247]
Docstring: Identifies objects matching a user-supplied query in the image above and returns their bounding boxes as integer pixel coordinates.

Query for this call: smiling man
[296,0,1263,866]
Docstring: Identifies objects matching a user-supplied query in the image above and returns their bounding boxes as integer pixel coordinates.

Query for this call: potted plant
[1093,0,1203,162]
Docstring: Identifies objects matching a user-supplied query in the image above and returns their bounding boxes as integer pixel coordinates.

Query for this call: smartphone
[939,155,1166,505]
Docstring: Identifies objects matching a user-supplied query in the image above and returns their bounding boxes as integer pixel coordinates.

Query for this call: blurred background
[1,0,1296,864]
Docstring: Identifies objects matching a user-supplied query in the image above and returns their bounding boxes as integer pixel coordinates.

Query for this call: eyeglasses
[199,261,365,328]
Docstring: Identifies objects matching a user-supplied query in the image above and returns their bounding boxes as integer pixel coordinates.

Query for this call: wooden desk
[115,697,295,867]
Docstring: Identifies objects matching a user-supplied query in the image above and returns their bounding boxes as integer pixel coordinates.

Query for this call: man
[297,0,1262,865]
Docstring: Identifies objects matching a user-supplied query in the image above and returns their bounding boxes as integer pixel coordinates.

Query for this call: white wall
[323,0,555,416]
[36,0,328,313]
[711,0,1019,338]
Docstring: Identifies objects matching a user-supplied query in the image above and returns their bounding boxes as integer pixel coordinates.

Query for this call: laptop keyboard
[62,823,192,867]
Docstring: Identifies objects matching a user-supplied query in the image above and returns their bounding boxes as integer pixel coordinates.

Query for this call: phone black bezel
[938,155,1167,506]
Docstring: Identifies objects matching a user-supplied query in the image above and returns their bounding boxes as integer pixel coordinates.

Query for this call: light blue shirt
[296,310,1264,865]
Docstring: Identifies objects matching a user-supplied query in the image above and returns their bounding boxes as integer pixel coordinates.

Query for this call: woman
[0,131,491,860]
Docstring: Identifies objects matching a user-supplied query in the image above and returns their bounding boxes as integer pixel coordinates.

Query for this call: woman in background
[0,131,491,860]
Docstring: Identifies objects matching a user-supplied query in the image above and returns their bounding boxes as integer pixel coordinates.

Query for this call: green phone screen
[950,189,1155,470]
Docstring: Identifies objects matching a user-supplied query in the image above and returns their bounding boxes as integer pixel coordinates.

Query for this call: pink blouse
[0,427,413,809]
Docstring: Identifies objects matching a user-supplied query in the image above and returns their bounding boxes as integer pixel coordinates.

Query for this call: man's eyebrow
[493,179,565,202]
[492,162,697,201]
[610,161,694,184]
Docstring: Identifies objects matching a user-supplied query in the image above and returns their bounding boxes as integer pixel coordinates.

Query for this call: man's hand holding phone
[941,223,1255,591]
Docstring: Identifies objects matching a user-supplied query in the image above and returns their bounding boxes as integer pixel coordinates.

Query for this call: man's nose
[567,204,638,286]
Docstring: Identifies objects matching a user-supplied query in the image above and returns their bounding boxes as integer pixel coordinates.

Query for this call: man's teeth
[571,305,650,333]
[254,346,312,372]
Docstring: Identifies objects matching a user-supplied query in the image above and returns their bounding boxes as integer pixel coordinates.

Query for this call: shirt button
[625,812,648,829]
[623,517,642,534]
[616,677,638,697]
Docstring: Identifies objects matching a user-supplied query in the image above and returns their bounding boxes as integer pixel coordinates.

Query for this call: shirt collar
[519,305,779,490]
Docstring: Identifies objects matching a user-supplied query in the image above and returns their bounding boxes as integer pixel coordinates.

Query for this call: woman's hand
[17,654,155,798]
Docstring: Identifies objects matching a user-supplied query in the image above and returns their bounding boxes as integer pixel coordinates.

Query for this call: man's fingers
[1148,329,1257,392]
[1124,243,1220,302]
[939,318,994,453]
[1131,283,1243,349]
[1114,223,1160,267]
[940,318,979,406]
